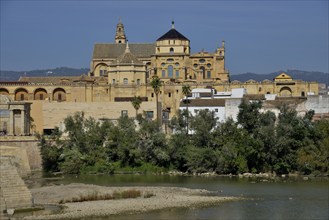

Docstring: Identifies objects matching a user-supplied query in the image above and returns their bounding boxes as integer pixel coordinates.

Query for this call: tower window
[168,65,173,78]
[170,48,174,54]
[168,92,171,97]
[118,40,122,43]
[123,78,128,84]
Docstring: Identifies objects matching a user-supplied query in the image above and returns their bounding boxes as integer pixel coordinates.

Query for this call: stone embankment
[0,156,33,216]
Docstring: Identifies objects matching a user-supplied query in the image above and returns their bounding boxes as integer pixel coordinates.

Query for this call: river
[43,174,328,220]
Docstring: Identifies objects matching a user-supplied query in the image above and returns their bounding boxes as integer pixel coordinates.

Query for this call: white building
[179,88,247,122]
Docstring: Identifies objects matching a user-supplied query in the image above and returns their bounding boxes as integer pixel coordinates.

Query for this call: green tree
[131,96,142,118]
[182,84,191,134]
[37,128,63,172]
[190,109,218,148]
[237,99,263,134]
[150,76,162,125]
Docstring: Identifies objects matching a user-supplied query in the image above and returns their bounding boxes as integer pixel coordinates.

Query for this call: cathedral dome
[157,21,189,41]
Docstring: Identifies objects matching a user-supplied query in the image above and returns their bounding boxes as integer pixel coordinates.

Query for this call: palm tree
[131,96,142,118]
[182,84,191,134]
[150,76,161,125]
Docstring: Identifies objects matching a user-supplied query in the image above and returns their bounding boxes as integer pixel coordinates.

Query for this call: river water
[46,174,328,220]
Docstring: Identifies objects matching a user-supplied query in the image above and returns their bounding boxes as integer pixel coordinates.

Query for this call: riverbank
[22,183,240,219]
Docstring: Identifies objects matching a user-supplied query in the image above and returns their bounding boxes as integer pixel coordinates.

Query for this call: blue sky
[1,0,328,75]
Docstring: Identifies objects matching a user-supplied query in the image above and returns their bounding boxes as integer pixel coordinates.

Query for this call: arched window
[175,70,179,78]
[123,78,128,85]
[301,91,305,97]
[162,70,166,78]
[137,79,141,85]
[168,65,173,78]
[200,67,206,79]
[170,48,174,54]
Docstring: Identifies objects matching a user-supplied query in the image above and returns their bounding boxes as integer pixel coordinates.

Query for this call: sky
[0,0,328,75]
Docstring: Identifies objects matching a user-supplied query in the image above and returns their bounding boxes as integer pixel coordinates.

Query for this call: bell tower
[115,18,126,44]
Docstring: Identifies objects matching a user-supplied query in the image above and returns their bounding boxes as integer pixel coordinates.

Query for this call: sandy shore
[22,183,240,219]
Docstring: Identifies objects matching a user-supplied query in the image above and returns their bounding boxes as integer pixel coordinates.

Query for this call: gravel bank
[24,183,240,219]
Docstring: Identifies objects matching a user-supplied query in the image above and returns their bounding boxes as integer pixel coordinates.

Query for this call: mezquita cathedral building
[0,20,323,135]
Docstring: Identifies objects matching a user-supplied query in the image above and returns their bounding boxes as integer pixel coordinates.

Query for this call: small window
[175,70,179,78]
[162,70,166,78]
[118,40,122,43]
[193,64,198,68]
[20,94,24,100]
[207,63,211,68]
[176,90,179,93]
[199,59,205,63]
[267,92,271,94]
[137,79,141,85]
[301,91,305,97]
[151,93,154,98]
[215,109,218,112]
[161,63,165,67]
[58,94,62,101]
[207,71,211,78]
[100,69,106,76]
[175,62,179,67]
[123,78,128,84]
[121,110,128,117]
[168,92,171,97]
[167,58,174,62]
[112,79,115,84]
[170,48,174,54]
[259,87,262,92]
[40,94,44,100]
[146,111,154,119]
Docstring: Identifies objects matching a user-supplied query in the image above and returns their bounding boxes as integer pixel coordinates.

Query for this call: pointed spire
[125,40,130,53]
[171,20,175,29]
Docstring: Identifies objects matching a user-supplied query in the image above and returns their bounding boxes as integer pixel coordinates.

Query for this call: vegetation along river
[39,174,328,220]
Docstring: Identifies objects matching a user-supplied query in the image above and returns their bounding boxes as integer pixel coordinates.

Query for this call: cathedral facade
[0,20,319,134]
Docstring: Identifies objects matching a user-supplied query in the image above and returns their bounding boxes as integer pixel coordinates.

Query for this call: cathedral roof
[93,43,155,59]
[114,43,143,65]
[157,22,189,41]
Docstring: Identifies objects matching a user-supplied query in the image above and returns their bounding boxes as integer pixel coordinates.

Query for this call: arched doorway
[34,88,48,100]
[0,88,9,96]
[279,87,292,97]
[53,88,66,102]
[15,88,29,101]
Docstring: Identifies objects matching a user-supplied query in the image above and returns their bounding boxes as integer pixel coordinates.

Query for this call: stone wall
[0,136,41,171]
